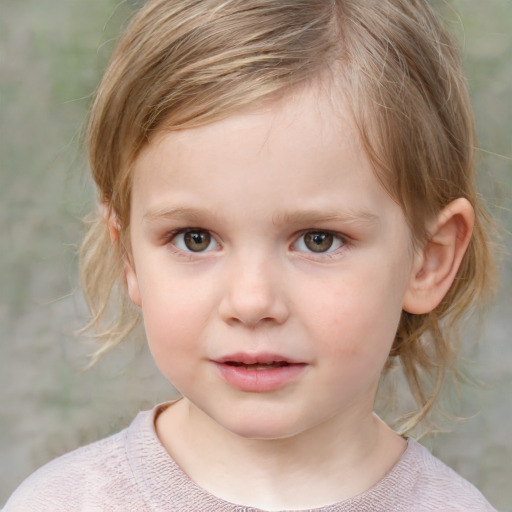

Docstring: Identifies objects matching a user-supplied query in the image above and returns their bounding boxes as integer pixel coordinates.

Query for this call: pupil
[184,231,210,252]
[305,232,333,253]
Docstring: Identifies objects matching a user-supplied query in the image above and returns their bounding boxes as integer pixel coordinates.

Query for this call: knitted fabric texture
[4,405,496,512]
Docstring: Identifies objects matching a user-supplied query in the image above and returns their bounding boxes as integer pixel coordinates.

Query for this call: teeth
[226,361,289,369]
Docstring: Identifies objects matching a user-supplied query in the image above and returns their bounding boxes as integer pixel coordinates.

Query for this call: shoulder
[387,438,497,511]
[3,412,152,512]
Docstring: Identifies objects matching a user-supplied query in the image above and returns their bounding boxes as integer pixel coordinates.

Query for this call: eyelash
[292,230,348,256]
[165,228,220,255]
[164,228,349,257]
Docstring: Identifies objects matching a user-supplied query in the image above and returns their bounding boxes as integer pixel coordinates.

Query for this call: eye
[171,229,218,253]
[293,231,345,254]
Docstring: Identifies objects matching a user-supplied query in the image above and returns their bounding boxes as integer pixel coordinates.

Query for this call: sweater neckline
[125,402,419,512]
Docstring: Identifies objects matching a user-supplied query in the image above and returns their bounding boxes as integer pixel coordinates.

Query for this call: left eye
[293,231,345,253]
[171,229,219,253]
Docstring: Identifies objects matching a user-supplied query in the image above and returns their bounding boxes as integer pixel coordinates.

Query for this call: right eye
[171,229,219,253]
[292,230,346,254]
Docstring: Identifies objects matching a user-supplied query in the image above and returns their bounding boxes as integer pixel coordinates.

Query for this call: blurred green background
[1,0,511,509]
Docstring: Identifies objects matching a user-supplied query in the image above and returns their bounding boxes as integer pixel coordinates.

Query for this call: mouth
[216,352,304,367]
[223,361,292,370]
[214,353,307,392]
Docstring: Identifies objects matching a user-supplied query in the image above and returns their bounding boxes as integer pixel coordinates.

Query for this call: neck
[156,399,406,510]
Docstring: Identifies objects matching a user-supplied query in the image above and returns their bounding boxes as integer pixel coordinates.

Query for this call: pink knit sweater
[4,405,496,511]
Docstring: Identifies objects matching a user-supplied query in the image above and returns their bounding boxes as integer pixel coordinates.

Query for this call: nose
[218,255,289,328]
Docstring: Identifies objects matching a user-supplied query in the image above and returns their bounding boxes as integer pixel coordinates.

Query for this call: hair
[81,0,496,430]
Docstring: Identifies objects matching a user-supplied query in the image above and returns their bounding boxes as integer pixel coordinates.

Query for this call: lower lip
[215,363,306,392]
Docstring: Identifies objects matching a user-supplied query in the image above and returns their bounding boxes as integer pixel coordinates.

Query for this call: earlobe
[124,259,142,308]
[100,201,142,308]
[403,198,475,315]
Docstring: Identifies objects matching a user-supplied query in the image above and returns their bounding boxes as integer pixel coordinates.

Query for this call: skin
[118,83,474,510]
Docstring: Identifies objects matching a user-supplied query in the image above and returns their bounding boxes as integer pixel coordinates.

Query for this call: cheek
[136,274,204,356]
[141,296,203,388]
[142,295,201,344]
[301,265,406,358]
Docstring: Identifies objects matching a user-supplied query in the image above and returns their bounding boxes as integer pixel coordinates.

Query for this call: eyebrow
[143,207,207,224]
[271,209,380,227]
[143,206,379,226]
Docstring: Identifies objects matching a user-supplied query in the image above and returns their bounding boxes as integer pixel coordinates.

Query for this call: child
[4,0,498,510]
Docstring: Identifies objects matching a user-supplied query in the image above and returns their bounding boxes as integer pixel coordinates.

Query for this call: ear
[100,202,142,308]
[124,258,142,308]
[403,198,474,315]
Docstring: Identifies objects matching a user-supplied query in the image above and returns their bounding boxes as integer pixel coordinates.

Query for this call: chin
[218,411,309,441]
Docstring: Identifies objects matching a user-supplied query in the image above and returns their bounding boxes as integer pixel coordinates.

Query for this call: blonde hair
[81,0,496,429]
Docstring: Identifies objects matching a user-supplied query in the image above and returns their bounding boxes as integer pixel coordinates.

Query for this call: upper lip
[215,352,304,365]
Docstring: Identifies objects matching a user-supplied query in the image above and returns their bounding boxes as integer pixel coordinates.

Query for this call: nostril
[218,266,290,326]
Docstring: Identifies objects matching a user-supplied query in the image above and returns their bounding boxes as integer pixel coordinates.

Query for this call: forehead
[135,81,358,176]
[130,82,397,224]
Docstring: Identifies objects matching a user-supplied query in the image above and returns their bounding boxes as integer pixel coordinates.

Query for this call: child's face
[125,84,418,439]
